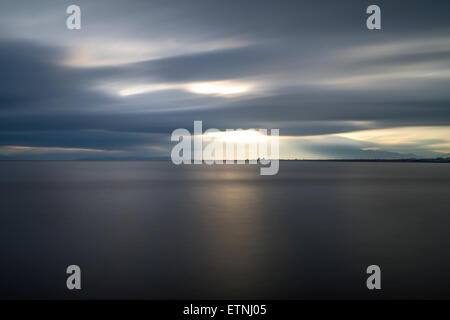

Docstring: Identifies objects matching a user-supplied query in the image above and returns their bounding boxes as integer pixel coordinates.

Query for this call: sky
[0,0,449,160]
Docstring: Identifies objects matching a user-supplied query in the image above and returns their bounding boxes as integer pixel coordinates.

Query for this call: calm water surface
[1,161,449,299]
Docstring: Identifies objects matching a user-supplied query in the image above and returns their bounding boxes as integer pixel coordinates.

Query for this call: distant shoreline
[1,158,449,163]
[281,158,450,163]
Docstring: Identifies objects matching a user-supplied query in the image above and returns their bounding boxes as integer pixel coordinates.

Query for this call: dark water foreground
[1,161,449,299]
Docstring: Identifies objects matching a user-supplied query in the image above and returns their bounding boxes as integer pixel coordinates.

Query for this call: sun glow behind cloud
[197,129,278,161]
[113,80,254,97]
[187,81,252,96]
[203,129,272,144]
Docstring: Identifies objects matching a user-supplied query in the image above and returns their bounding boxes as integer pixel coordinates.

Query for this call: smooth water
[1,161,449,299]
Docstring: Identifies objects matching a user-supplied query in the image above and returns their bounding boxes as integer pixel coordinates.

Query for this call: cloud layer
[1,0,449,159]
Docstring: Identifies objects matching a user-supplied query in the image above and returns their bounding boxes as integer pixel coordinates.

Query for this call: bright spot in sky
[187,81,251,96]
[203,129,270,143]
[118,84,175,96]
[113,80,253,97]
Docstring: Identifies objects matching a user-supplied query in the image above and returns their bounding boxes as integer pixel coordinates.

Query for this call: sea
[1,161,449,299]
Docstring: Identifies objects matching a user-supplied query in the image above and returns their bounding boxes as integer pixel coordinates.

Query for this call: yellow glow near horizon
[203,129,271,144]
[338,126,450,152]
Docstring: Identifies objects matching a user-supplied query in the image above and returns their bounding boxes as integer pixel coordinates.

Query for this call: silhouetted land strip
[282,158,450,163]
[0,158,449,162]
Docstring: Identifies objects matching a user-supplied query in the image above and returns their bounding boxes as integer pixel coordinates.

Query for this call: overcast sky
[1,0,449,159]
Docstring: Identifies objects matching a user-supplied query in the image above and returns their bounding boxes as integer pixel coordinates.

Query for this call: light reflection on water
[0,161,450,299]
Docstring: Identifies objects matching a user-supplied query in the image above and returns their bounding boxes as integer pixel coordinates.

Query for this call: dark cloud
[0,41,116,112]
[124,45,285,82]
